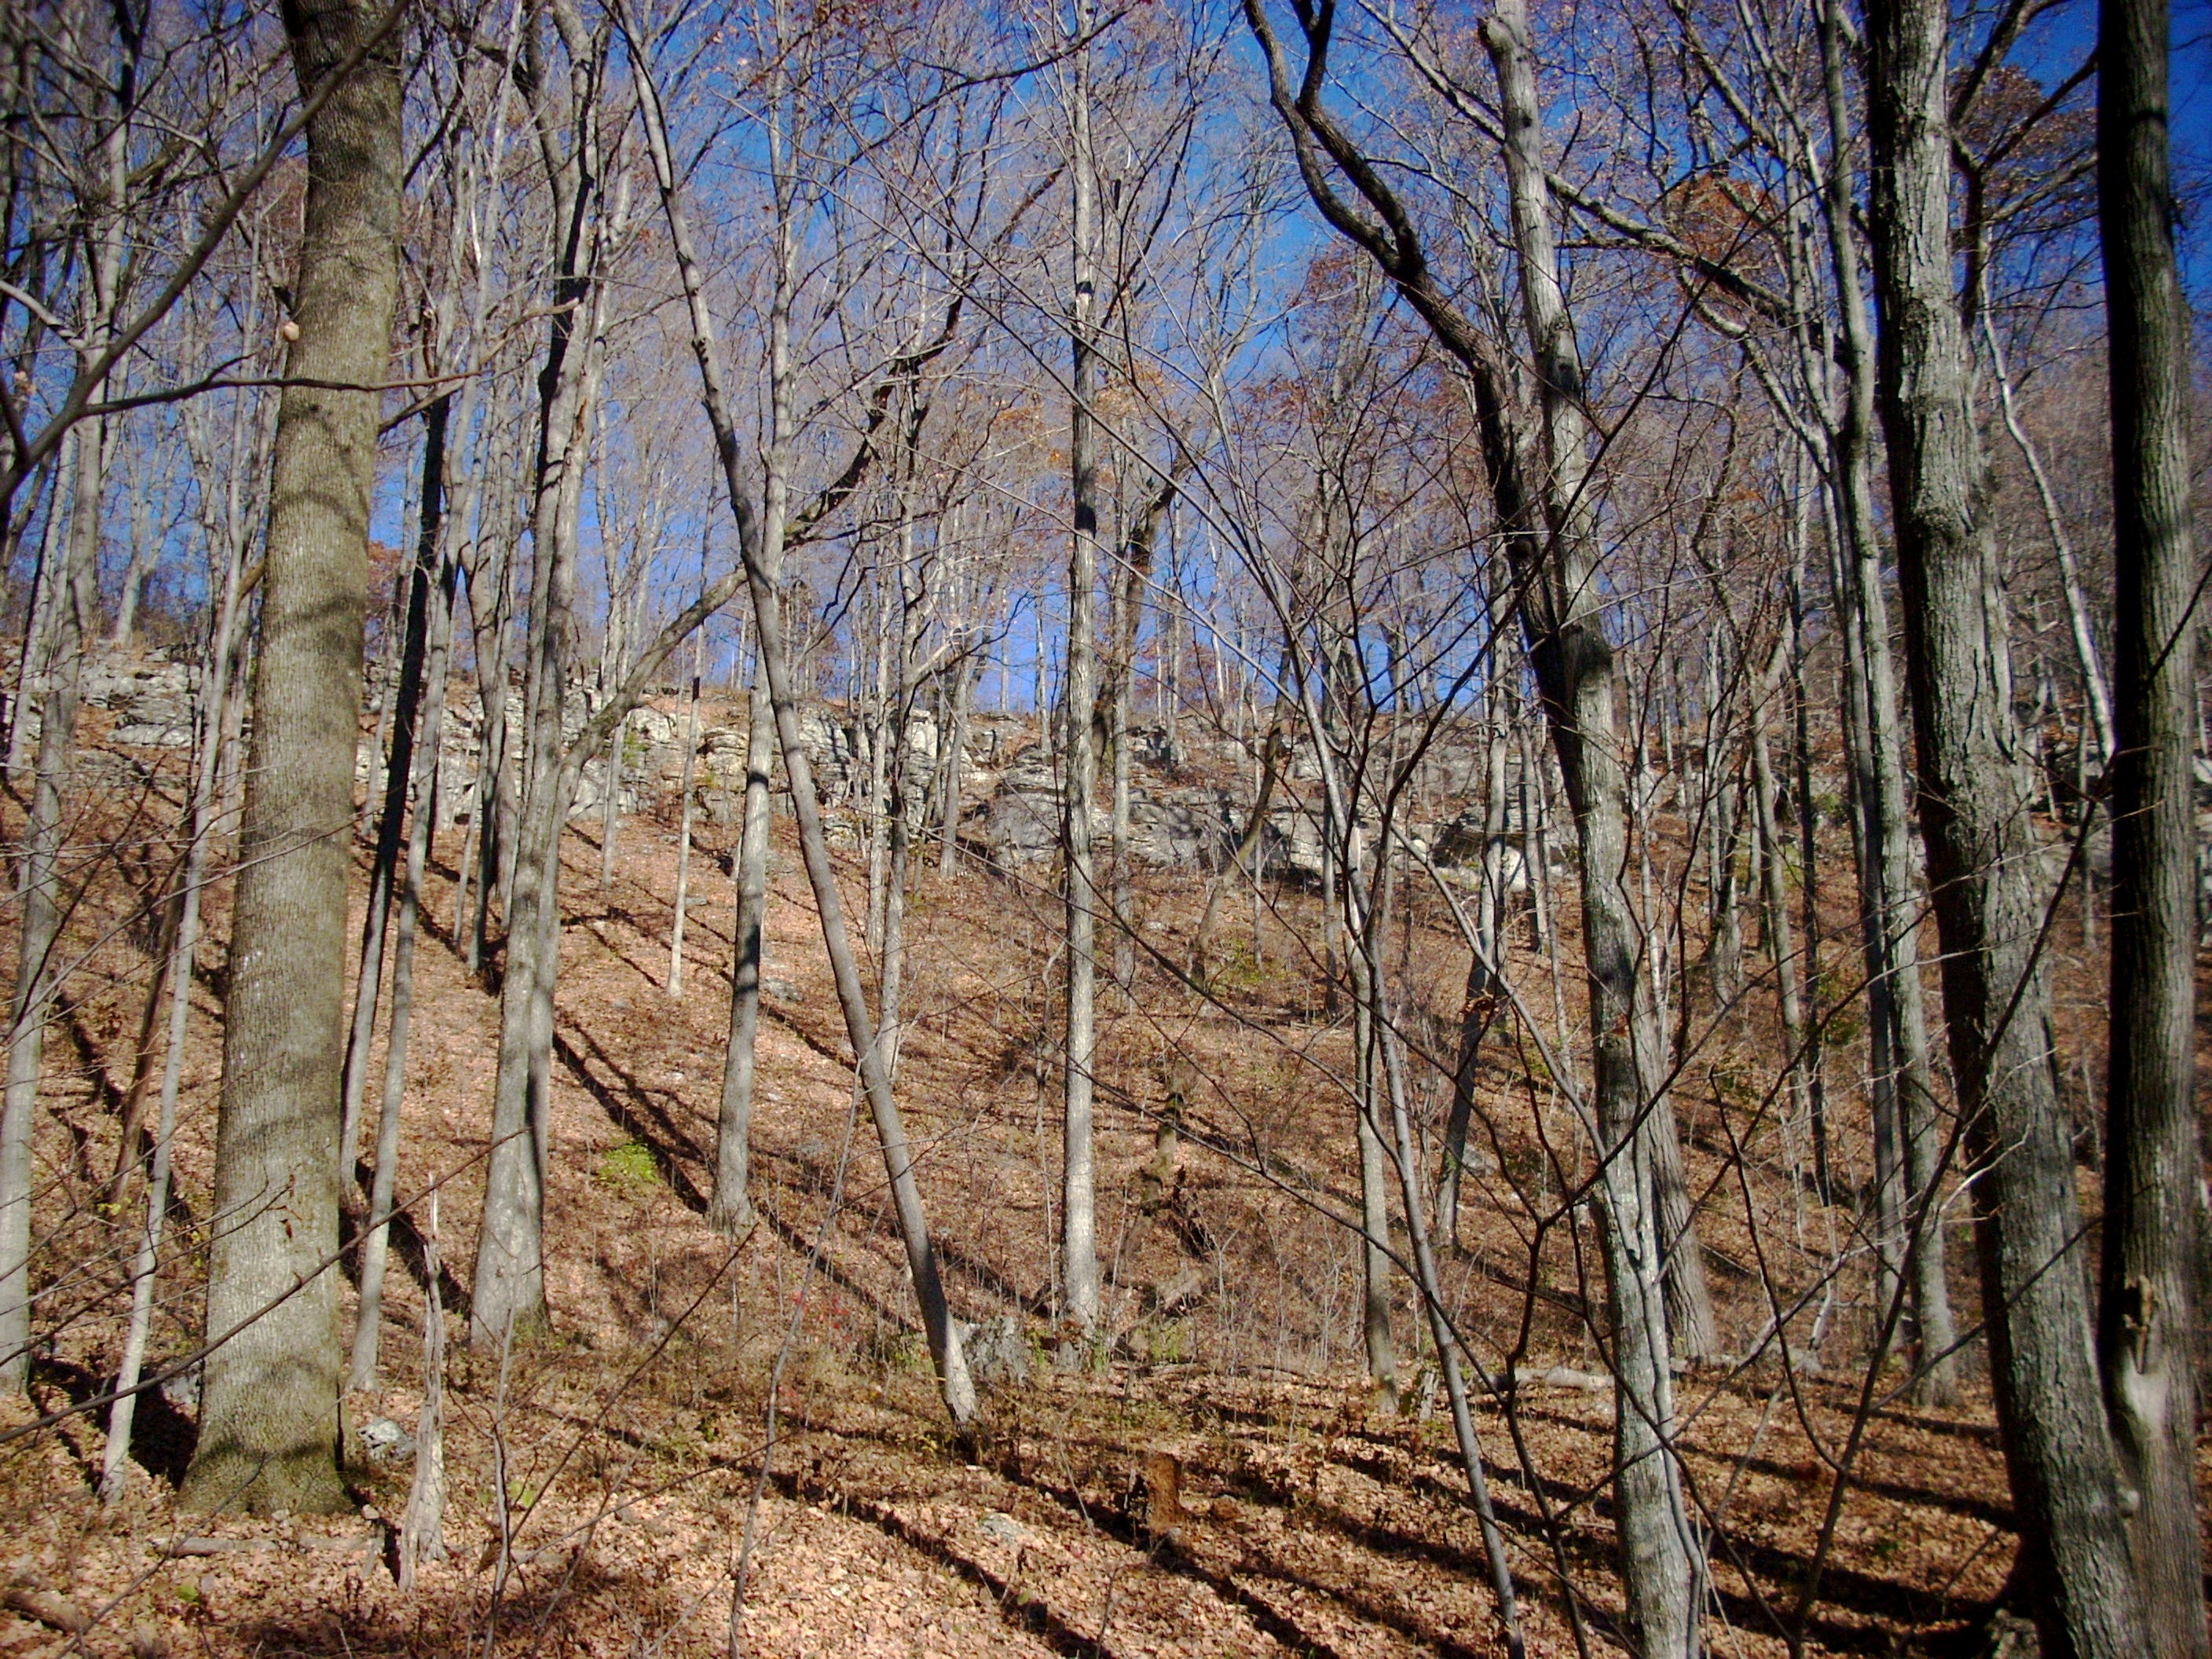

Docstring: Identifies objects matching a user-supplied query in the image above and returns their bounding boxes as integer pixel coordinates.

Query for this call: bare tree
[1863,0,2146,1644]
[626,0,978,1426]
[1241,2,1706,1644]
[180,0,402,1513]
[2095,0,2206,1643]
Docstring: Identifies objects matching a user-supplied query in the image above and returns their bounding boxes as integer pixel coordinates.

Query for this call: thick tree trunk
[1864,0,2148,1647]
[178,0,400,1513]
[2096,0,2207,1646]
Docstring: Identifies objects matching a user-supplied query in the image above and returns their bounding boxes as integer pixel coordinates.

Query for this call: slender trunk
[1060,9,1104,1347]
[1786,558,1833,1197]
[1983,315,2115,767]
[1376,983,1526,1659]
[709,67,804,1239]
[1194,724,1281,973]
[179,0,401,1513]
[1751,650,1815,1187]
[464,530,516,974]
[711,665,773,1236]
[101,539,246,1498]
[2097,0,2207,1643]
[1441,665,1514,1245]
[1481,5,1702,1643]
[1815,0,1957,1396]
[341,401,443,1181]
[473,40,610,1340]
[670,666,701,997]
[864,591,892,947]
[934,630,975,874]
[109,477,156,649]
[878,709,913,1079]
[1865,0,2148,1645]
[598,716,624,890]
[396,1188,446,1587]
[5,448,67,777]
[1348,828,1397,1402]
[0,419,99,1393]
[632,38,976,1425]
[350,401,459,1393]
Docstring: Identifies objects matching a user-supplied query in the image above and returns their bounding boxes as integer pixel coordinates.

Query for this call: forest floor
[1,691,2204,1658]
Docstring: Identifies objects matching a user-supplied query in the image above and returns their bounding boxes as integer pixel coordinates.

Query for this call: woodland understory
[0,0,2207,1655]
[0,702,2187,1659]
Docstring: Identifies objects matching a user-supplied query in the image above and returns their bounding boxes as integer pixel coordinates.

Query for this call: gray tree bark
[472,3,612,1343]
[179,0,400,1513]
[102,514,248,1499]
[628,21,976,1423]
[1864,0,2148,1646]
[0,421,97,1395]
[1481,0,1716,1369]
[351,396,459,1393]
[1241,3,1705,1641]
[2095,0,2207,1644]
[1059,5,1104,1348]
[1815,0,1957,1395]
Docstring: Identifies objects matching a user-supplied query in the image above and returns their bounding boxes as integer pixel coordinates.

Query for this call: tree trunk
[1375,980,1525,1659]
[2096,0,2207,1644]
[712,660,774,1236]
[340,404,441,1181]
[935,627,976,875]
[0,416,99,1393]
[472,25,610,1341]
[1060,7,1104,1348]
[1815,0,1957,1397]
[669,664,701,997]
[1481,5,1705,1643]
[1440,659,1513,1247]
[102,529,247,1498]
[1348,836,1398,1404]
[179,0,400,1513]
[1863,0,2148,1646]
[598,716,625,891]
[632,36,976,1426]
[350,400,459,1393]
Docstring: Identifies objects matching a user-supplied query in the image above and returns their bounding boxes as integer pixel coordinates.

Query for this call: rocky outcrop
[83,657,197,746]
[66,654,1558,889]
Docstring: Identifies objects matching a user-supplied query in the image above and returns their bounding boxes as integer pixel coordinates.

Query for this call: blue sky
[2175,0,2212,297]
